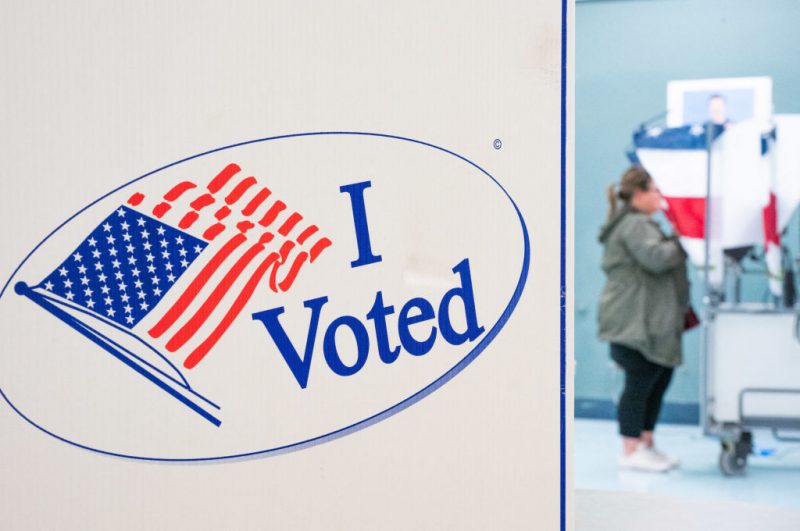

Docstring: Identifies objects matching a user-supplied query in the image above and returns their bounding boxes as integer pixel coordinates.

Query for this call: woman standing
[598,165,689,473]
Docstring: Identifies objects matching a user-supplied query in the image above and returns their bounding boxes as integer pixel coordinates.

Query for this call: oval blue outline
[0,132,530,462]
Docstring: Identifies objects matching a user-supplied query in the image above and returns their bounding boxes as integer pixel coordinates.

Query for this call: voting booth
[633,77,800,475]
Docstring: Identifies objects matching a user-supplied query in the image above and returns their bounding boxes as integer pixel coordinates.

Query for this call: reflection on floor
[575,418,800,510]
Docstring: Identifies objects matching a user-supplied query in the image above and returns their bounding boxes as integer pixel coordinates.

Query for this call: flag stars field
[35,205,207,329]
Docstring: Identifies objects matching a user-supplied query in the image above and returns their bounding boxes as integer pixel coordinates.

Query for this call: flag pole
[14,281,222,427]
[700,123,715,437]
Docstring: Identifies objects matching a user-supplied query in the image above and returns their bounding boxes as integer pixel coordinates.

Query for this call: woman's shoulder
[614,210,650,234]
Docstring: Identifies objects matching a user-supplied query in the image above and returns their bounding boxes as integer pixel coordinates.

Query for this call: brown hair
[607,165,653,221]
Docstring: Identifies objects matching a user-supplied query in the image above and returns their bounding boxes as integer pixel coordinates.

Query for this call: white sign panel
[666,76,772,127]
[0,2,573,529]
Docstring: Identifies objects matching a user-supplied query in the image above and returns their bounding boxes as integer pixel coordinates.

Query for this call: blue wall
[575,0,800,419]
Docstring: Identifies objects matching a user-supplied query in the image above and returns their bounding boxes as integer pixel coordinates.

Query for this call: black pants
[610,343,674,438]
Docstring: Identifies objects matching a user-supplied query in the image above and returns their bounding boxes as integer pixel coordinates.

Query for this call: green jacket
[597,206,689,368]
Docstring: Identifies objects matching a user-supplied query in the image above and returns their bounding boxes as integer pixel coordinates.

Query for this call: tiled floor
[575,418,800,511]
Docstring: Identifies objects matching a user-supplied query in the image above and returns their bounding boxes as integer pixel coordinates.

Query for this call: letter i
[340,181,382,268]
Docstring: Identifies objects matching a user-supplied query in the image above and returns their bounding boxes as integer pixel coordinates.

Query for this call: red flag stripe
[762,192,780,246]
[309,237,332,262]
[203,223,226,241]
[267,240,297,291]
[190,193,216,210]
[236,220,255,232]
[224,176,257,204]
[296,225,319,245]
[278,212,303,237]
[214,206,231,220]
[183,250,283,369]
[127,193,145,206]
[207,163,241,193]
[178,211,200,230]
[241,187,271,216]
[275,251,309,292]
[165,235,273,352]
[662,197,705,239]
[148,233,248,338]
[258,201,287,227]
[164,181,198,201]
[152,202,172,218]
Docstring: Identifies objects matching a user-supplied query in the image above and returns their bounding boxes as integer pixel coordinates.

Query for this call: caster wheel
[719,447,747,476]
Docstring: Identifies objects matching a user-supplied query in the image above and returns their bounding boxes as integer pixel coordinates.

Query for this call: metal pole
[700,123,714,436]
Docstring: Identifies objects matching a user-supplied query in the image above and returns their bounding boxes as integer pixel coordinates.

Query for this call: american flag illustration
[16,162,332,426]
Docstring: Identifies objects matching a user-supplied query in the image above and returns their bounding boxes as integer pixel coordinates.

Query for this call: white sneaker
[644,447,680,468]
[617,447,672,473]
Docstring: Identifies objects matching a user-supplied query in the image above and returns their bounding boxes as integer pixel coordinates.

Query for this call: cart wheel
[719,447,747,476]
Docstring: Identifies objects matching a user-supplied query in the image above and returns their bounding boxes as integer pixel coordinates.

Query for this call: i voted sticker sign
[0,132,529,461]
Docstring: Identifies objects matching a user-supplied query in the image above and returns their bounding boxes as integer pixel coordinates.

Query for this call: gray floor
[575,418,800,513]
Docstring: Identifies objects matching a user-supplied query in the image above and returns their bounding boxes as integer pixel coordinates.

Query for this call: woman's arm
[622,217,685,274]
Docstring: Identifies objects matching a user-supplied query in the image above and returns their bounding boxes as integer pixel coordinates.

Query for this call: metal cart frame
[699,125,800,475]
